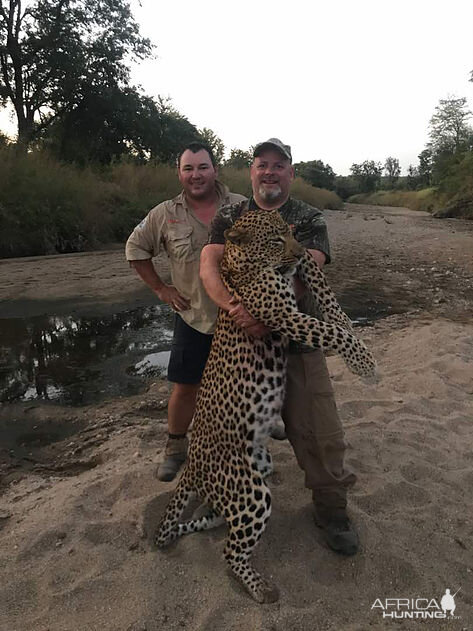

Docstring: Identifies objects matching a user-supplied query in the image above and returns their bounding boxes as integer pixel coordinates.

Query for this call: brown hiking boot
[156,436,188,482]
[313,505,359,556]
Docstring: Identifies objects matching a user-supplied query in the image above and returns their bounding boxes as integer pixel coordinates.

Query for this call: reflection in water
[131,351,171,376]
[1,289,398,407]
[0,306,174,406]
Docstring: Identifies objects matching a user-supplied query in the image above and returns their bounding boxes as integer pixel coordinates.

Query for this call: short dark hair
[177,142,216,169]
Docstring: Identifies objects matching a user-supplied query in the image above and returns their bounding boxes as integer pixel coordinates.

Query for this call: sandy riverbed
[0,204,472,630]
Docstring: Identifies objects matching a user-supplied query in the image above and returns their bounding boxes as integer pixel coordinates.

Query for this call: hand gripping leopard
[155,209,376,603]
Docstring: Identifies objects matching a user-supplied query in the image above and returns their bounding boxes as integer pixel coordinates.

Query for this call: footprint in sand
[354,480,431,515]
[18,526,70,561]
[82,521,141,550]
[374,552,420,592]
[339,399,396,419]
[399,462,443,484]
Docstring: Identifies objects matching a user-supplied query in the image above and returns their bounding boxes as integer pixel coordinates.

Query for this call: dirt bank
[1,203,472,321]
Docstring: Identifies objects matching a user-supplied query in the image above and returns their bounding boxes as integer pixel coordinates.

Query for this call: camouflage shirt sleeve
[208,201,247,244]
[284,199,331,264]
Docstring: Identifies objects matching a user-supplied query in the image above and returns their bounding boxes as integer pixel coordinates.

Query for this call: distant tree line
[1,1,472,209]
[292,93,473,201]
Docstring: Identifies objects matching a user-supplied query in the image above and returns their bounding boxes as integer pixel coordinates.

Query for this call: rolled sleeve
[289,203,331,264]
[208,201,246,245]
[300,216,331,263]
[208,213,232,245]
[125,206,164,261]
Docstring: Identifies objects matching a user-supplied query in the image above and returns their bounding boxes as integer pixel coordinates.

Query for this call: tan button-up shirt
[125,181,246,334]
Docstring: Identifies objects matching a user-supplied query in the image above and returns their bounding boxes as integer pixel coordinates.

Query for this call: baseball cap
[253,138,292,163]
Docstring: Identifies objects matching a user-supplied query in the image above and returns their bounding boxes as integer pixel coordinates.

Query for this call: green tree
[406,164,420,190]
[0,0,151,148]
[350,160,383,193]
[334,175,360,199]
[155,99,201,164]
[225,148,252,169]
[294,160,336,190]
[384,156,401,187]
[417,148,433,187]
[429,96,472,154]
[43,89,199,164]
[198,127,225,166]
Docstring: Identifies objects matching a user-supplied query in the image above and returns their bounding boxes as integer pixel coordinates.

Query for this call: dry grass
[348,189,448,213]
[290,178,343,210]
[0,150,343,257]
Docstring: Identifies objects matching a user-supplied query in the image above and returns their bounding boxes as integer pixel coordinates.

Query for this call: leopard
[155,209,376,603]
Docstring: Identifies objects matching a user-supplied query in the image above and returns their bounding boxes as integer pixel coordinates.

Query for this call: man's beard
[258,184,282,202]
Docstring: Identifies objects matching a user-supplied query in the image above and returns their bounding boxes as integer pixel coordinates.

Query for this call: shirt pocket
[166,225,197,262]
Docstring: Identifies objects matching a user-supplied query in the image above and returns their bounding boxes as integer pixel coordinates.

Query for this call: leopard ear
[224,227,251,245]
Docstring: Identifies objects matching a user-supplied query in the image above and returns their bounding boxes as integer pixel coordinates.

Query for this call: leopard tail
[154,475,194,548]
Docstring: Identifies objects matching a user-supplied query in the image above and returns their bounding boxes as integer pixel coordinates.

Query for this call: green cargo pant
[282,349,356,509]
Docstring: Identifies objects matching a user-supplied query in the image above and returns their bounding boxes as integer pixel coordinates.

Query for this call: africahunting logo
[371,588,461,620]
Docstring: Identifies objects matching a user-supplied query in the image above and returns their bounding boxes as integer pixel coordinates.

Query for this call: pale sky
[2,0,473,175]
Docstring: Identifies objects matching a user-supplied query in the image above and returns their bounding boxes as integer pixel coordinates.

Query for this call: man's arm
[309,249,326,268]
[200,244,270,336]
[130,260,190,311]
[126,206,190,311]
[199,245,232,310]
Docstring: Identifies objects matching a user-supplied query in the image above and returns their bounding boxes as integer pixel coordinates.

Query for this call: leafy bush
[0,148,111,256]
[432,152,473,218]
[334,175,361,200]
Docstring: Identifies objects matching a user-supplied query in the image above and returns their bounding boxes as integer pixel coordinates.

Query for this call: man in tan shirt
[126,142,245,480]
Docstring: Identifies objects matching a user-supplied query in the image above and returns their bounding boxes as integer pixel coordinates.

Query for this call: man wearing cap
[200,138,359,555]
[126,141,246,481]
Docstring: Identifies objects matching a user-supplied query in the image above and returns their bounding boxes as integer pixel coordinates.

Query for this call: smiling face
[178,149,217,201]
[250,148,294,209]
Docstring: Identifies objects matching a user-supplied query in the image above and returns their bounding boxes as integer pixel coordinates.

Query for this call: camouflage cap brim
[253,138,292,162]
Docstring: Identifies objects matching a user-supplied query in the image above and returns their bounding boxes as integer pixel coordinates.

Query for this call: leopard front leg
[242,274,376,377]
[281,313,376,377]
[296,251,355,334]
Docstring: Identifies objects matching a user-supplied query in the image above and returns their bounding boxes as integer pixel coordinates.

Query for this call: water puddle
[0,288,402,407]
[338,285,402,325]
[0,305,174,406]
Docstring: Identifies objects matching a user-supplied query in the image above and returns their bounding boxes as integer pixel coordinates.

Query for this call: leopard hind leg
[222,473,278,603]
[155,474,194,548]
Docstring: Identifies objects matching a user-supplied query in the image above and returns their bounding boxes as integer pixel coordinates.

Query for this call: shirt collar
[174,179,229,210]
[248,196,292,214]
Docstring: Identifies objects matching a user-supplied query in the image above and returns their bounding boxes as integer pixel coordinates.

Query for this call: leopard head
[222,210,304,280]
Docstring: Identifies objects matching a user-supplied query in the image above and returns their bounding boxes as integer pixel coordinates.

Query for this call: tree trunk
[15,109,35,150]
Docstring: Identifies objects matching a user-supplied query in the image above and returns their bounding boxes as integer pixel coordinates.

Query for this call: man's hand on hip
[155,285,190,311]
